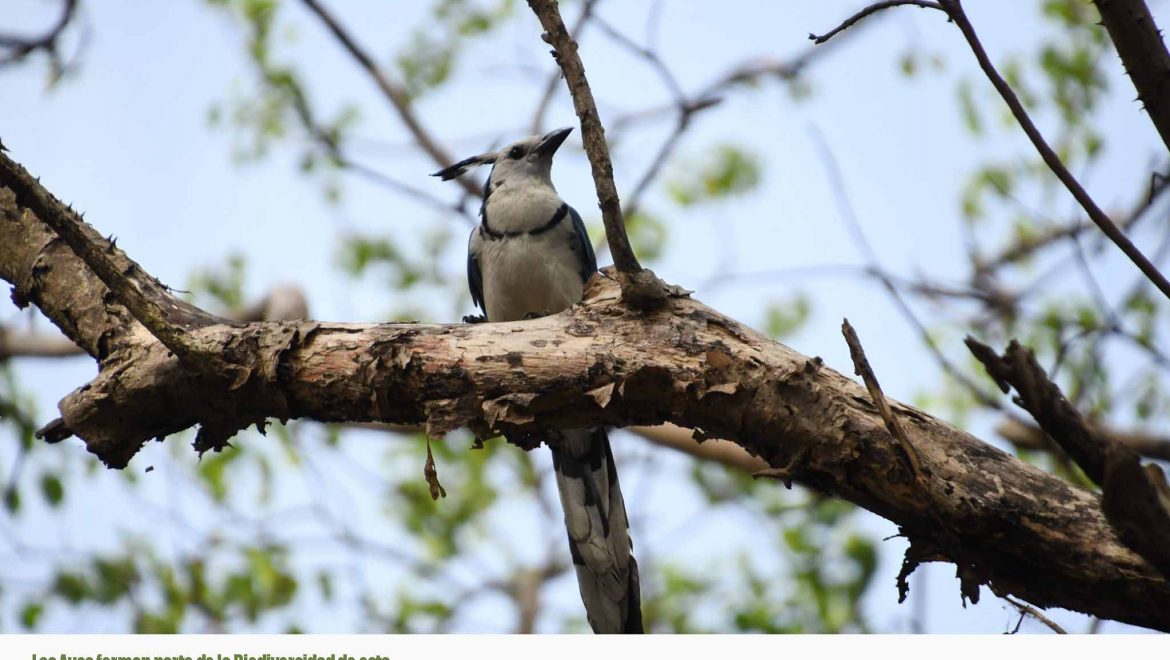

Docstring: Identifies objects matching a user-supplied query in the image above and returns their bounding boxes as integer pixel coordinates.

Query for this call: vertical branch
[525,0,641,276]
[1093,0,1170,154]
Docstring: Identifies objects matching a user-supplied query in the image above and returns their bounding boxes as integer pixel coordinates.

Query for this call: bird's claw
[463,314,488,324]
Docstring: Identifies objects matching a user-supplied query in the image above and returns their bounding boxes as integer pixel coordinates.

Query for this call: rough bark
[1093,0,1170,154]
[3,173,1170,630]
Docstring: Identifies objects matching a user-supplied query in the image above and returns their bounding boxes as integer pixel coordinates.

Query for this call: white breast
[477,228,584,323]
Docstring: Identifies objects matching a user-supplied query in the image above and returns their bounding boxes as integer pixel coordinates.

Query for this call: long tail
[549,427,642,633]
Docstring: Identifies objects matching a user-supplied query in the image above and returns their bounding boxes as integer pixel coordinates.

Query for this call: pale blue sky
[1,0,1165,633]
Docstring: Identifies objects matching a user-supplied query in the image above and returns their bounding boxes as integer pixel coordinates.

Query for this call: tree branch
[996,417,1170,463]
[299,0,481,200]
[939,0,1170,302]
[813,0,1170,303]
[0,150,225,369]
[526,0,639,274]
[1093,0,1170,154]
[4,162,1170,627]
[526,0,683,310]
[967,337,1170,579]
[0,0,79,74]
[809,0,942,44]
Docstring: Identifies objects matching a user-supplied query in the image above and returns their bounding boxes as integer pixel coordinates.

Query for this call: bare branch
[4,161,1170,628]
[810,1,942,44]
[1003,594,1068,634]
[629,423,768,474]
[939,0,1170,302]
[967,337,1170,579]
[0,149,217,365]
[842,319,925,485]
[1093,0,1170,154]
[813,0,1170,302]
[996,417,1170,464]
[0,328,82,359]
[525,1,638,274]
[810,128,1004,410]
[529,0,600,135]
[0,0,79,75]
[299,0,481,199]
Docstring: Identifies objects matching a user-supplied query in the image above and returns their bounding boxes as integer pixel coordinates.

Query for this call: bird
[432,127,642,634]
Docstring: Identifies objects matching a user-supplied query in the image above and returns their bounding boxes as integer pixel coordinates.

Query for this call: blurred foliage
[667,144,762,206]
[2,0,1167,635]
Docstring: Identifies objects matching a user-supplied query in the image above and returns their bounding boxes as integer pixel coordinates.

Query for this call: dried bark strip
[3,176,1170,629]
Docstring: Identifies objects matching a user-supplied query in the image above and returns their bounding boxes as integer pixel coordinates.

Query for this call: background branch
[814,0,1170,303]
[300,0,481,199]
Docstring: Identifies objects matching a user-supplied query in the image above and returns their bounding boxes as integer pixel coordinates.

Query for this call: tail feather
[550,428,642,633]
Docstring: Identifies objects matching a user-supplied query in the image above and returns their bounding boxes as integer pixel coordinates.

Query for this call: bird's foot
[463,314,488,324]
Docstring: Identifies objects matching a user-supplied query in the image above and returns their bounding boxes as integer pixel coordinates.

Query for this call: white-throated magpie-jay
[433,127,642,633]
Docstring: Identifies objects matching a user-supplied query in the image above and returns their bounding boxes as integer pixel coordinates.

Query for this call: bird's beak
[535,126,573,157]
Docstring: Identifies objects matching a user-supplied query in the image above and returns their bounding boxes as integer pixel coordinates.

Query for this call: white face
[488,135,554,191]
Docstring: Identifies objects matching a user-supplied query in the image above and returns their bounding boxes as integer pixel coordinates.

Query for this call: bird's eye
[508,146,525,159]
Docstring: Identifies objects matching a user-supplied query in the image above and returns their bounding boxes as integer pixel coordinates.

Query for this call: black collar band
[481,203,568,240]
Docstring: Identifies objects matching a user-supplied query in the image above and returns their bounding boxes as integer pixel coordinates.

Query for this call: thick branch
[4,126,1170,631]
[11,271,1167,629]
[1093,0,1170,154]
[1,185,135,359]
[0,150,218,363]
[968,338,1170,579]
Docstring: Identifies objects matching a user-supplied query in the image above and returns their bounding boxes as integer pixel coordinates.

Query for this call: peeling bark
[3,174,1170,630]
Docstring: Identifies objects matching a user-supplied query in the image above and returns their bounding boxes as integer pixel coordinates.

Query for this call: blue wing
[567,204,598,284]
[467,231,484,312]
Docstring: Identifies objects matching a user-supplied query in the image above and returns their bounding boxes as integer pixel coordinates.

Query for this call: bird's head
[432,127,572,191]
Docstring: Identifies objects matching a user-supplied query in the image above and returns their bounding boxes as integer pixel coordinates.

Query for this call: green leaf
[764,295,811,340]
[3,487,19,514]
[19,602,43,630]
[40,472,64,507]
[667,144,761,206]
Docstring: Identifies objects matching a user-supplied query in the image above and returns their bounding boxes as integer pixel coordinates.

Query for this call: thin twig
[842,319,926,485]
[1003,595,1068,634]
[938,0,1170,302]
[813,0,1170,302]
[0,0,79,73]
[300,0,481,199]
[810,1,942,44]
[526,0,640,275]
[810,127,1003,409]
